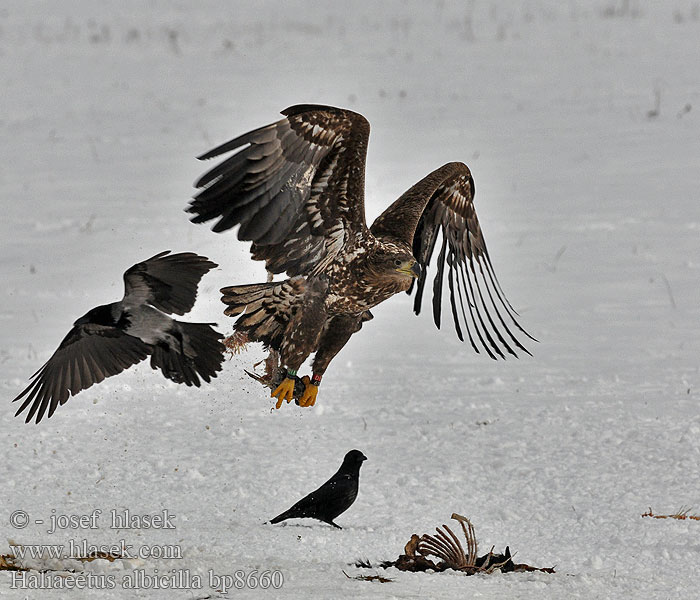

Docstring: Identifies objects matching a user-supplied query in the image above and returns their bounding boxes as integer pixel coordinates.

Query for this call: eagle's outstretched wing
[13,325,150,424]
[123,250,217,315]
[188,104,370,277]
[370,162,535,359]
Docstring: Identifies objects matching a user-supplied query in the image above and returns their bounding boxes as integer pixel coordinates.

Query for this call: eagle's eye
[393,258,402,267]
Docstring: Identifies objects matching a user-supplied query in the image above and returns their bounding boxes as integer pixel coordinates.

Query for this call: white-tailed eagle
[188,104,534,408]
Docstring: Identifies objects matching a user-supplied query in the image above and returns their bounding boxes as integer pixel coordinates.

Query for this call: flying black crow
[269,449,367,529]
[12,251,225,424]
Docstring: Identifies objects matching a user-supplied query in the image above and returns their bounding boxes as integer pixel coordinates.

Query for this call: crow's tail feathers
[269,510,292,525]
[151,322,225,386]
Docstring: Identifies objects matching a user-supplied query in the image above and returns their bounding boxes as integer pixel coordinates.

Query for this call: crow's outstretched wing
[123,250,217,315]
[13,325,150,424]
[188,104,371,277]
[371,162,535,359]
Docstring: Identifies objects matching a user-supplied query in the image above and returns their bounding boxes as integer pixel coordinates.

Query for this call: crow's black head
[74,303,121,328]
[341,449,368,470]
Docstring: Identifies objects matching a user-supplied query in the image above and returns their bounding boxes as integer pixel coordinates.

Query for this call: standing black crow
[269,450,367,529]
[12,251,225,424]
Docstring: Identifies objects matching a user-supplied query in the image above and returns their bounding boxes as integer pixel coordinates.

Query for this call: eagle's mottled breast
[323,238,412,315]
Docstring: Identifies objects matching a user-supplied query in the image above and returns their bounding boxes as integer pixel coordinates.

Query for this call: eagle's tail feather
[221,277,306,351]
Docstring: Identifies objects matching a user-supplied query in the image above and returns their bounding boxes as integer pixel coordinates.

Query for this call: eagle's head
[368,242,421,284]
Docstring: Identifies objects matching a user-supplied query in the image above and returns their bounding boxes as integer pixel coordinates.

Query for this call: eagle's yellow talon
[272,377,295,409]
[299,377,318,408]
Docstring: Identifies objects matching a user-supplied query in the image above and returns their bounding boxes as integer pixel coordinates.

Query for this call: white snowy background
[2,0,700,598]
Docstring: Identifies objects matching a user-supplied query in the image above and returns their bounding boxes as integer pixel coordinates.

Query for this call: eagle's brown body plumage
[188,104,534,406]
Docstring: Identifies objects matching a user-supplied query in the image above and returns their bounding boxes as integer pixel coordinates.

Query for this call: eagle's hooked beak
[397,259,421,279]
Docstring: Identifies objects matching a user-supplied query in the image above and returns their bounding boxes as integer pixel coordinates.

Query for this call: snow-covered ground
[2,1,700,597]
